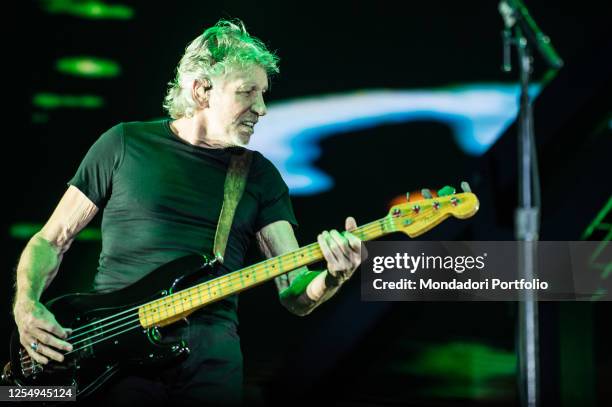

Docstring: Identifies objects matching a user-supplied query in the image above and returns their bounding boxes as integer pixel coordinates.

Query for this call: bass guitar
[2,190,479,400]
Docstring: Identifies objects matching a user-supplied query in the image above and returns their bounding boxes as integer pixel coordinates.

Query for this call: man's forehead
[223,66,269,88]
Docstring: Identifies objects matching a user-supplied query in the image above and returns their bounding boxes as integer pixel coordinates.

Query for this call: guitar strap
[212,148,253,264]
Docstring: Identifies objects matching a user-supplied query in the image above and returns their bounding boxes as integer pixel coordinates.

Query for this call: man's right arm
[13,185,98,364]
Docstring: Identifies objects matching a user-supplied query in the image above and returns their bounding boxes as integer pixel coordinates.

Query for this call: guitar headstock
[388,191,479,237]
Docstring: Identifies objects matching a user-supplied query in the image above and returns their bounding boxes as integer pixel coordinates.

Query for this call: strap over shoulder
[213,149,253,263]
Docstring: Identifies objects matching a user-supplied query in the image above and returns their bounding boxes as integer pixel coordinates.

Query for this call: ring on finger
[30,341,39,352]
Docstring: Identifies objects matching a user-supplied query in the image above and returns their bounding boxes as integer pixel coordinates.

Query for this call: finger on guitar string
[36,311,71,340]
[318,231,341,274]
[329,229,361,272]
[344,232,363,264]
[14,298,73,365]
[29,338,66,363]
[32,326,73,353]
[343,216,363,262]
[346,231,368,261]
[329,229,352,266]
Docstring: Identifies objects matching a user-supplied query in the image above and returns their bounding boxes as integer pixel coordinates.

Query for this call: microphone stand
[498,1,563,406]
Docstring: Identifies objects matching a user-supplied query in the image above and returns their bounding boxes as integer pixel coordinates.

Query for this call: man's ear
[192,79,211,108]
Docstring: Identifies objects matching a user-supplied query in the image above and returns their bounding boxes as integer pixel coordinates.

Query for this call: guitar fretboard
[137,217,396,327]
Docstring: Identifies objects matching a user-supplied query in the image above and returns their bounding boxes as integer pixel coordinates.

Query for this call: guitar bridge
[19,347,43,377]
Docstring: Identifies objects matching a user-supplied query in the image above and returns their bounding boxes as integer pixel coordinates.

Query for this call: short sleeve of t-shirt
[253,153,298,232]
[67,123,124,207]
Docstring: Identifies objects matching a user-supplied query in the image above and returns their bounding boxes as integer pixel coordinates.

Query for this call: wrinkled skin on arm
[13,186,98,364]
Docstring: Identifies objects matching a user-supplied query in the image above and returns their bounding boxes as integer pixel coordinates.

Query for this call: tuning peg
[461,181,472,193]
[437,186,456,197]
[421,188,433,199]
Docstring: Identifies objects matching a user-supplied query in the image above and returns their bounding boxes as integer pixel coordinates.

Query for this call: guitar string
[68,317,143,349]
[65,324,143,356]
[66,311,142,342]
[61,202,456,355]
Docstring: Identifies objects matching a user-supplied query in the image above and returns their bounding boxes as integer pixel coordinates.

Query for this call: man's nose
[252,93,267,117]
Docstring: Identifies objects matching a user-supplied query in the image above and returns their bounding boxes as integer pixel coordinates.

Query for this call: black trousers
[87,316,243,406]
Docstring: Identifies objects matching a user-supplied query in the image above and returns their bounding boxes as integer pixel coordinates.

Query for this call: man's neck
[170,117,231,149]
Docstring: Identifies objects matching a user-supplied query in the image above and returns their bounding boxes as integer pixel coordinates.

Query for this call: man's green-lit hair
[163,19,279,119]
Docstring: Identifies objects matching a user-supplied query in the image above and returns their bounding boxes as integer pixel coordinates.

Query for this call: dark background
[5,1,611,405]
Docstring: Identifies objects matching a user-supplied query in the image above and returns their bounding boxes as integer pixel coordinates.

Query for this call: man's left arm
[255,218,362,316]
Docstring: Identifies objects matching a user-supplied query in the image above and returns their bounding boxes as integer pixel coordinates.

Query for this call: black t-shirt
[68,119,297,324]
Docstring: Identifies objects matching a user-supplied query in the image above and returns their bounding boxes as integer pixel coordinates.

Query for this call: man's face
[204,65,268,147]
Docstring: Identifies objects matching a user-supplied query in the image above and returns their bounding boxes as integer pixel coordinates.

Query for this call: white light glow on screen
[249,83,540,195]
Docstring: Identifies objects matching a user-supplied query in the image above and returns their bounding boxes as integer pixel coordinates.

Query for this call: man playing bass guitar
[12,19,362,406]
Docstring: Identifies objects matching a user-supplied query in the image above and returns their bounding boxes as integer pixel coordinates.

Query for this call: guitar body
[4,254,213,400]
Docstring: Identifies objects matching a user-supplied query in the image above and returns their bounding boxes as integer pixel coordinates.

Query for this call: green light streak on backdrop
[10,223,101,241]
[581,195,612,283]
[40,0,133,20]
[56,57,121,78]
[33,93,104,109]
[392,341,516,400]
[581,196,612,240]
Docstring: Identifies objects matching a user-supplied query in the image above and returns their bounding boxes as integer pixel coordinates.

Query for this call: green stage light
[33,93,104,109]
[56,57,121,78]
[580,196,612,285]
[401,341,516,380]
[581,196,612,240]
[41,0,133,20]
[10,223,101,241]
[392,341,516,400]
